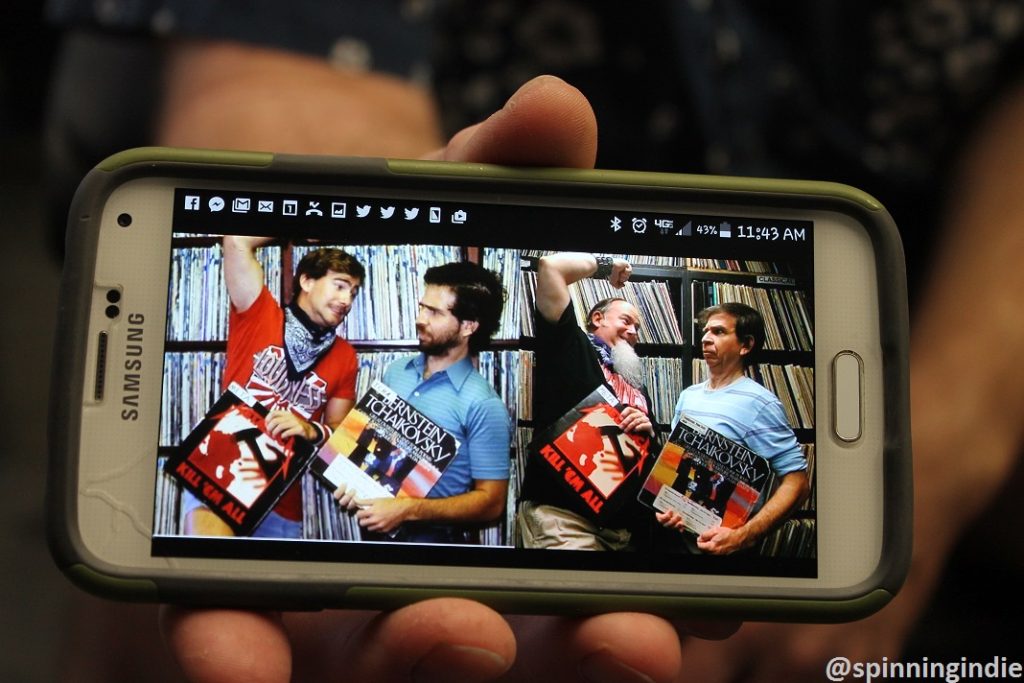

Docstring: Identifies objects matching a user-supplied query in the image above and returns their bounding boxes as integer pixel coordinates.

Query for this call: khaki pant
[517,501,631,551]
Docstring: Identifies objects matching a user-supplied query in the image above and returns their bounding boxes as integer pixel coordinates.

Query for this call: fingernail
[413,644,510,683]
[579,651,656,683]
[503,74,561,112]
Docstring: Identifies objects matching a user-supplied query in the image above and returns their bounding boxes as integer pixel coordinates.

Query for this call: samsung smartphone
[48,148,910,621]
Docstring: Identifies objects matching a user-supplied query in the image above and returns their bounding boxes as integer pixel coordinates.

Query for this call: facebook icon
[184,195,201,211]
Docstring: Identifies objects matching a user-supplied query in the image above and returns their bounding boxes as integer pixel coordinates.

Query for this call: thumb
[426,75,597,169]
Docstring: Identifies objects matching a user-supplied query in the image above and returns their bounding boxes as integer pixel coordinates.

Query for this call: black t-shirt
[522,304,655,530]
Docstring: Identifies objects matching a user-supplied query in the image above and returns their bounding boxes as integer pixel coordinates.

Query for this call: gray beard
[610,340,645,388]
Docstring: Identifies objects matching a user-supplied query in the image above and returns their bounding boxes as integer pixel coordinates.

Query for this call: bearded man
[519,253,657,550]
[334,261,512,544]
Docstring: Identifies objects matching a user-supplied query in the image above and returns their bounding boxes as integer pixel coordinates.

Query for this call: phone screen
[153,184,817,579]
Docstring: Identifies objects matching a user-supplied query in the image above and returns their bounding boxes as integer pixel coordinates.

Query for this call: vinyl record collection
[158,237,815,556]
[522,250,686,268]
[292,244,462,341]
[759,517,816,558]
[160,351,227,447]
[166,245,281,341]
[153,456,183,536]
[690,279,813,351]
[520,270,685,345]
[685,258,794,274]
[692,360,815,430]
[760,442,816,556]
[482,248,522,340]
[640,356,687,426]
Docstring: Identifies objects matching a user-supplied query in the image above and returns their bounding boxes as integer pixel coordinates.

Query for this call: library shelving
[157,241,816,557]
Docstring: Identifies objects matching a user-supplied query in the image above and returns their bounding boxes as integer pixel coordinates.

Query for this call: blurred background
[2,2,1021,681]
[0,6,174,681]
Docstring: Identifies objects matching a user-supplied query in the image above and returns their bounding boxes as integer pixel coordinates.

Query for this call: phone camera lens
[117,213,132,227]
[105,305,120,319]
[106,289,121,304]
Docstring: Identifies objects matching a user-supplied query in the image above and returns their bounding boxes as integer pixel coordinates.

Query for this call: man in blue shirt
[335,261,512,544]
[661,302,809,555]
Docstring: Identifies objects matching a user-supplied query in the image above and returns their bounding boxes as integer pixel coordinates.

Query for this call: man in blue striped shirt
[336,261,512,544]
[661,302,809,554]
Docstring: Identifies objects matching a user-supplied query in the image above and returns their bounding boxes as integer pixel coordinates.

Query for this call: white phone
[49,148,911,620]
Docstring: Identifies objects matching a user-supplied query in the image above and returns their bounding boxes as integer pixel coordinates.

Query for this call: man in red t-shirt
[184,236,364,537]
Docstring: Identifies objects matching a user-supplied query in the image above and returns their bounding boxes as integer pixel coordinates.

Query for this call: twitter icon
[355,205,371,218]
[404,208,420,220]
[380,206,396,219]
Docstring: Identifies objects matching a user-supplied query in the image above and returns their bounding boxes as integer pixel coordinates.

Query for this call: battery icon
[719,221,732,238]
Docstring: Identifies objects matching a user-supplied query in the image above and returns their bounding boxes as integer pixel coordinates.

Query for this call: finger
[335,488,357,509]
[160,607,290,683]
[697,537,724,554]
[331,483,348,500]
[265,416,286,439]
[660,513,677,529]
[427,75,597,168]
[676,624,771,683]
[355,509,384,530]
[279,423,305,440]
[682,620,743,641]
[294,602,520,679]
[505,612,683,683]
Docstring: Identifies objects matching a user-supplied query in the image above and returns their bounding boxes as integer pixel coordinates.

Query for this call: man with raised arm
[519,252,657,550]
[335,261,512,544]
[659,302,809,554]
[183,236,364,538]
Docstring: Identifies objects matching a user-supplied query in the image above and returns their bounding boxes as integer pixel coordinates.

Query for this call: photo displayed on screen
[154,188,816,578]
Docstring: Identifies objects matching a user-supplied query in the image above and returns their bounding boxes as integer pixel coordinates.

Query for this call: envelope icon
[258,200,274,213]
[232,198,251,213]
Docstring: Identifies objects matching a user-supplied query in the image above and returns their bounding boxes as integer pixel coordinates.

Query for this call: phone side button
[832,351,863,442]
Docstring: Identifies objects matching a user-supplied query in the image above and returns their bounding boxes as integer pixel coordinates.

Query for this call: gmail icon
[232,197,251,213]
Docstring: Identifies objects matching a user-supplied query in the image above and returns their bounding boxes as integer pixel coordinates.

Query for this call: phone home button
[832,351,863,443]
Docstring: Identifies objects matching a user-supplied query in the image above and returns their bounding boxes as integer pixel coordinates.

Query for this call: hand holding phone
[49,76,913,683]
[160,79,694,683]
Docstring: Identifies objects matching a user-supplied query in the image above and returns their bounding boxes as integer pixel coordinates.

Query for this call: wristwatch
[593,254,614,279]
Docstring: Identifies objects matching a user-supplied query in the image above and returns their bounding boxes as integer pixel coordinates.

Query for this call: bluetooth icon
[610,216,622,232]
